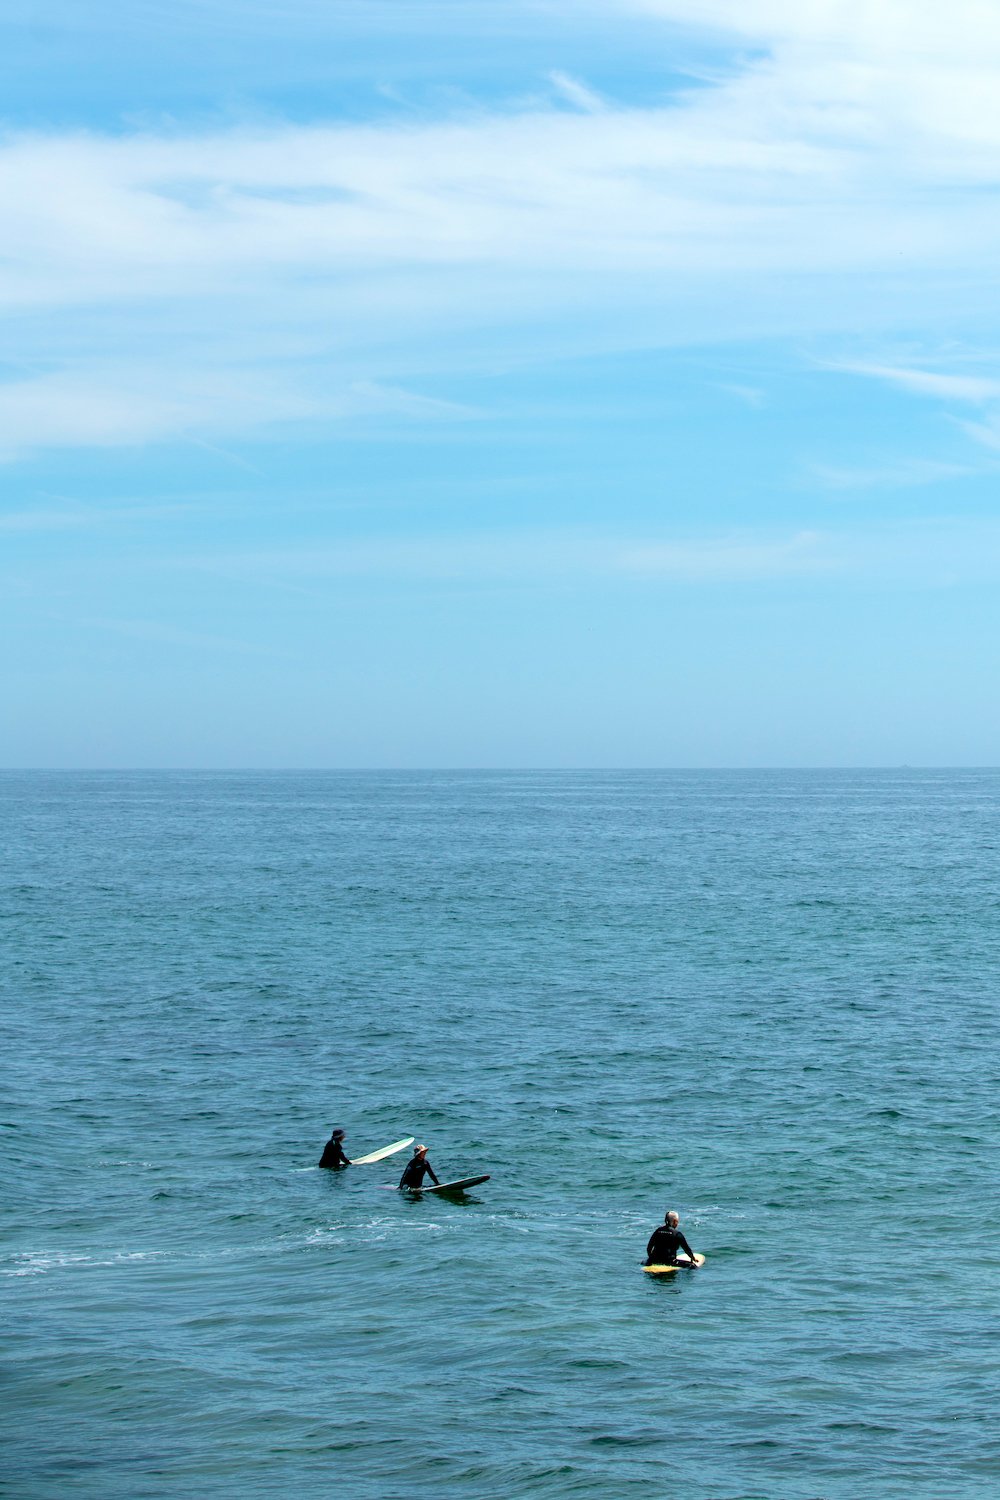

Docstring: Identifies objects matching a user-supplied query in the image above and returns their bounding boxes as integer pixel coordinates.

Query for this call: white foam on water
[2,1248,169,1277]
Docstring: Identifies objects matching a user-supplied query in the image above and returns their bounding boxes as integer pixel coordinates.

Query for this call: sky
[4,0,1000,767]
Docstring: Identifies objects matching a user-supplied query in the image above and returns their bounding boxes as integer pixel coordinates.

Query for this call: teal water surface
[4,770,1000,1498]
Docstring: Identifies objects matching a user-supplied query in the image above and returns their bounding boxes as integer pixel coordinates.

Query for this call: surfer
[398,1143,440,1190]
[318,1128,350,1169]
[644,1210,697,1266]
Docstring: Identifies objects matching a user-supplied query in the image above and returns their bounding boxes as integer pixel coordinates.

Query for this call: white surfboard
[351,1137,415,1165]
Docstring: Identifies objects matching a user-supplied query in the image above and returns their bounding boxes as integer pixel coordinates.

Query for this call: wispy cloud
[838,363,1000,405]
[175,518,1000,588]
[617,529,830,579]
[0,500,193,532]
[180,527,830,584]
[719,382,766,408]
[0,365,482,459]
[837,358,1000,458]
[808,457,978,492]
[548,70,607,114]
[957,416,1000,452]
[4,0,1000,455]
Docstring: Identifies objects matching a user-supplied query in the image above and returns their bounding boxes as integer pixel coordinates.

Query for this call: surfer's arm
[678,1234,696,1261]
[426,1164,440,1185]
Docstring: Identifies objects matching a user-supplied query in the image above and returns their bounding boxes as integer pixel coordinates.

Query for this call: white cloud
[0,365,480,459]
[179,516,1000,588]
[835,359,1000,458]
[957,416,1000,452]
[626,0,1000,178]
[181,527,830,584]
[548,70,607,114]
[0,500,193,531]
[5,0,1000,452]
[626,1,1000,62]
[719,383,766,408]
[0,112,852,317]
[617,529,831,579]
[809,457,977,492]
[3,1,1000,310]
[839,364,1000,405]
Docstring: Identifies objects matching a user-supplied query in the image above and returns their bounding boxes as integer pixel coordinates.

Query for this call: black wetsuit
[319,1136,350,1169]
[645,1225,695,1265]
[399,1156,439,1189]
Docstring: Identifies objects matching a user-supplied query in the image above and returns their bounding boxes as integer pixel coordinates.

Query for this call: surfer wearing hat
[644,1210,697,1266]
[318,1128,351,1169]
[398,1144,440,1190]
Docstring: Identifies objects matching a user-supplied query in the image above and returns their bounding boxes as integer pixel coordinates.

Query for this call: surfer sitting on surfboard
[399,1144,440,1190]
[318,1128,350,1169]
[645,1210,697,1266]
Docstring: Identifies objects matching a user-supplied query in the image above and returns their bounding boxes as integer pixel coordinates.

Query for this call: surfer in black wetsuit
[399,1144,440,1190]
[645,1210,697,1266]
[319,1128,350,1169]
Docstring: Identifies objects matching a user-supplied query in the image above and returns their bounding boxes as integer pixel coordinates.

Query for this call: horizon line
[1,765,996,775]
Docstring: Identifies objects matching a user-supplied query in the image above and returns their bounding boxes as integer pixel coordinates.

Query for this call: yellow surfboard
[643,1254,705,1275]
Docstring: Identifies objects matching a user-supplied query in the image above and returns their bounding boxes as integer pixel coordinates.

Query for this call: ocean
[4,769,999,1498]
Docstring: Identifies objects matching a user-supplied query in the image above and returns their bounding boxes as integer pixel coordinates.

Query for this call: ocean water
[4,769,1000,1499]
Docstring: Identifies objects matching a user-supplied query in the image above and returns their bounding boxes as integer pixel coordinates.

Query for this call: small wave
[2,1249,167,1278]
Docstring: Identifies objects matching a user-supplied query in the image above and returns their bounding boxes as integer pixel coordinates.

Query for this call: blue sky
[5,0,1000,766]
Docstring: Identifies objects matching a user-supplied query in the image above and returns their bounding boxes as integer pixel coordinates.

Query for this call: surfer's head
[331,1129,345,1140]
[665,1210,679,1226]
[414,1144,427,1156]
